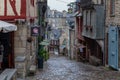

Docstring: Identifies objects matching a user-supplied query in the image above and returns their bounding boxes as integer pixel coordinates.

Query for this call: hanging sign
[31,26,40,36]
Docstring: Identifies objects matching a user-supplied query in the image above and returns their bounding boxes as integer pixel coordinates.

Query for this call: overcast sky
[48,0,75,12]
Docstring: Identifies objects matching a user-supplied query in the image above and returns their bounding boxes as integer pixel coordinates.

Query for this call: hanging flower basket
[27,37,33,43]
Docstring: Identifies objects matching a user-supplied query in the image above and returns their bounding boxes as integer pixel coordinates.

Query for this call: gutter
[103,0,106,66]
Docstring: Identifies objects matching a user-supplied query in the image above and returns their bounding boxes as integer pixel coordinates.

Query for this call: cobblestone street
[27,54,120,80]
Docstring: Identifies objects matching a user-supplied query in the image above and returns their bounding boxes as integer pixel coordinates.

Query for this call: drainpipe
[103,0,106,66]
[68,28,71,59]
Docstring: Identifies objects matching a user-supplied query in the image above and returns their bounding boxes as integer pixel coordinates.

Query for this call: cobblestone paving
[26,55,120,80]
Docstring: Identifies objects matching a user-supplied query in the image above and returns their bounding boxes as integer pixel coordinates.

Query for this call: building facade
[106,0,120,70]
[0,0,38,79]
[47,10,63,54]
[74,0,86,61]
[74,0,105,65]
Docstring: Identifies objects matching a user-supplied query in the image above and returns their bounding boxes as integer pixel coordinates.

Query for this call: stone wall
[14,24,37,79]
[106,0,120,26]
[14,24,28,57]
[69,29,75,59]
[59,26,69,55]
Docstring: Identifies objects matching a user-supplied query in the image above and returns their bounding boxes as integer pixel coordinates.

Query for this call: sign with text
[31,27,40,36]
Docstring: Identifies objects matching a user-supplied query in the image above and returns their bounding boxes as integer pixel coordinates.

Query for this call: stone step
[28,65,36,76]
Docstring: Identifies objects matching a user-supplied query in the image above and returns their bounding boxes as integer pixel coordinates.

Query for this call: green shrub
[38,48,49,61]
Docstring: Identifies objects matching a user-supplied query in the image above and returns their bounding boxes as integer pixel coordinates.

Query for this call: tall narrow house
[81,0,105,65]
[0,0,38,79]
[74,0,86,61]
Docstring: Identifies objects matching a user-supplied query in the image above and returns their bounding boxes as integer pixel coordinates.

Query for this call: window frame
[110,0,115,17]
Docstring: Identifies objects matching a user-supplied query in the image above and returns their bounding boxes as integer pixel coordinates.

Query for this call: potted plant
[44,50,49,61]
[37,48,45,69]
[38,48,49,68]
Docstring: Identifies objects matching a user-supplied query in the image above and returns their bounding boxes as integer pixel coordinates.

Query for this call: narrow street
[27,54,120,80]
[1,0,120,80]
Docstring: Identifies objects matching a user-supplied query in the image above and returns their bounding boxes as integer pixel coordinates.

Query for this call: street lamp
[37,0,48,69]
[37,0,47,25]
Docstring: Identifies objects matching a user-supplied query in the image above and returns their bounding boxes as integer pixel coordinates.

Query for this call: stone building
[0,0,38,79]
[67,2,76,59]
[105,0,120,70]
[47,9,68,55]
[106,0,120,25]
[76,0,105,65]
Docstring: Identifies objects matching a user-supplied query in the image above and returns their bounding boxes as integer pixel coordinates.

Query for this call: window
[110,0,115,16]
[31,0,34,6]
[83,10,91,26]
[90,11,91,26]
[91,10,95,28]
[87,10,91,26]
[86,11,88,26]
[83,11,86,26]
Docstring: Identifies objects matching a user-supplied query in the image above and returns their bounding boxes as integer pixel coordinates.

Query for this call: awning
[0,20,17,33]
[39,40,50,46]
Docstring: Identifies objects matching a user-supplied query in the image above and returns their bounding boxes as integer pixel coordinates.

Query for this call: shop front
[0,20,17,69]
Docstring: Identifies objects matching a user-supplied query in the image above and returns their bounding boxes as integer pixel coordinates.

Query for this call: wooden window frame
[110,0,115,17]
[90,11,92,26]
[86,10,88,26]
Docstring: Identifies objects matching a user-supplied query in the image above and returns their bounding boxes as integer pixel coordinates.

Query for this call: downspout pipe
[103,0,106,66]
